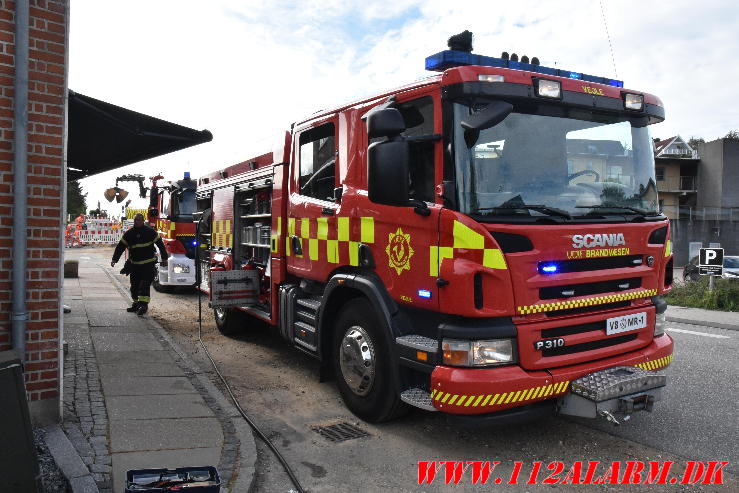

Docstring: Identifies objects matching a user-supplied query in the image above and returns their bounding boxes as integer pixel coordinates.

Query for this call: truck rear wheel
[332,298,408,422]
[213,307,243,335]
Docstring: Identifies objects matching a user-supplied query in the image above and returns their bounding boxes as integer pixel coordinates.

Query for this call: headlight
[442,339,516,367]
[654,312,666,337]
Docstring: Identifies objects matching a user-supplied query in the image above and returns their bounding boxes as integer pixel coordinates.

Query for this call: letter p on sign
[699,247,723,267]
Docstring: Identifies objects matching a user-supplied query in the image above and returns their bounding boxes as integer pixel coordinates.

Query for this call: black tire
[213,307,243,335]
[332,298,408,422]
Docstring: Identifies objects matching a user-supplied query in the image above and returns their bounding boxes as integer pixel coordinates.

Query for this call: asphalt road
[74,247,737,492]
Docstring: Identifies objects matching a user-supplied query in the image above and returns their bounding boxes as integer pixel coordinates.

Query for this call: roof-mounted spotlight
[521,55,530,63]
[531,57,540,65]
[510,53,519,62]
[501,51,510,60]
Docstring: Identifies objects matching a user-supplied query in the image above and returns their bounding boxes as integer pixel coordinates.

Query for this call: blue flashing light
[541,264,558,273]
[425,50,624,87]
[184,171,191,179]
[418,289,432,299]
[192,240,198,246]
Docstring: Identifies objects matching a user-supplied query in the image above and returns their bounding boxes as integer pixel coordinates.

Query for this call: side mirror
[368,140,409,206]
[367,108,405,139]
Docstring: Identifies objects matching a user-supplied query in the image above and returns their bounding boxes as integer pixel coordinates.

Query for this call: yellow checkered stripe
[430,220,506,276]
[517,289,658,315]
[285,216,375,265]
[177,233,195,237]
[431,381,571,409]
[635,354,673,371]
[125,208,148,219]
[212,219,233,249]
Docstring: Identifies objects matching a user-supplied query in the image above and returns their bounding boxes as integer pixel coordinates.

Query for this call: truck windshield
[176,190,197,218]
[452,102,659,221]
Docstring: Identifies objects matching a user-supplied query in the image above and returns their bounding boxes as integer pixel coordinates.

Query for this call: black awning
[67,90,213,181]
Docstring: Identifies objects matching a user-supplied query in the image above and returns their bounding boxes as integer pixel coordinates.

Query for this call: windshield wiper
[478,204,572,219]
[575,205,660,216]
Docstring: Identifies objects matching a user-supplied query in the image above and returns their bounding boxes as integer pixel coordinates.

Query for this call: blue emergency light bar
[425,50,624,88]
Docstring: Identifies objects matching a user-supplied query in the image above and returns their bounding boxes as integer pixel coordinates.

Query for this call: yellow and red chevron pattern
[517,289,658,315]
[285,216,375,265]
[431,381,571,410]
[429,220,506,276]
[212,219,233,249]
[636,354,673,371]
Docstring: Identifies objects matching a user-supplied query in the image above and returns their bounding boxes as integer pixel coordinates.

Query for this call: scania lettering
[196,32,673,425]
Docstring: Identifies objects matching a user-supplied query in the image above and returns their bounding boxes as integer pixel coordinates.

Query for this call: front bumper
[158,253,196,286]
[430,333,673,415]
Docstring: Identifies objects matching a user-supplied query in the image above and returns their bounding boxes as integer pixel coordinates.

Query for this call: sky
[69,0,739,217]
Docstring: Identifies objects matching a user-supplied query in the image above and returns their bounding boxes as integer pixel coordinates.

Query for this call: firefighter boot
[136,302,148,316]
[126,302,139,312]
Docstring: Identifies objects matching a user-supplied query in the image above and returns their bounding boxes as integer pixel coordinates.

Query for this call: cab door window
[299,123,336,201]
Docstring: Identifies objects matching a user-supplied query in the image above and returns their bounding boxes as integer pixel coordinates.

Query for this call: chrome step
[296,297,321,312]
[571,366,666,402]
[396,335,438,353]
[400,388,437,411]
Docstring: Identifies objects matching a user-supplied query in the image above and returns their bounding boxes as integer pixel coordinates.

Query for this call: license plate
[606,312,647,335]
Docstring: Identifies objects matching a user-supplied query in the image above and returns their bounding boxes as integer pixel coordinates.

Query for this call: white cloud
[71,0,738,216]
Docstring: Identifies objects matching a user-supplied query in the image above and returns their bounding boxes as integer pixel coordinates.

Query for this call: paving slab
[97,350,178,366]
[666,305,739,331]
[90,325,153,334]
[111,448,221,493]
[63,316,90,325]
[109,417,223,453]
[102,376,197,396]
[91,332,164,352]
[99,362,184,380]
[88,314,149,327]
[107,395,212,420]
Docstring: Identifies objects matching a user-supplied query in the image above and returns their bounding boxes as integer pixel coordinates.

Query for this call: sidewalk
[56,251,255,493]
[665,304,739,331]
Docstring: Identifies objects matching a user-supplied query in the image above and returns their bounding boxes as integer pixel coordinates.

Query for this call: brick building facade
[0,0,68,424]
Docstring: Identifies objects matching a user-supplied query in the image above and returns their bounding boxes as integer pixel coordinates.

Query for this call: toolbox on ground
[125,466,220,492]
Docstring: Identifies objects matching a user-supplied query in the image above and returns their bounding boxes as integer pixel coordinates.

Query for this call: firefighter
[110,213,168,315]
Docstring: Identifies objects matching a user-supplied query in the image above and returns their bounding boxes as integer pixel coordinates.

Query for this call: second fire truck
[196,35,674,424]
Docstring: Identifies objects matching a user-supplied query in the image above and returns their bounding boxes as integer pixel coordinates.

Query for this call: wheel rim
[339,326,376,396]
[214,307,226,323]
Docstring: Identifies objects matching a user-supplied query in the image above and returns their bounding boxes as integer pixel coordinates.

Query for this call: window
[299,123,335,201]
[397,96,435,202]
[655,167,665,181]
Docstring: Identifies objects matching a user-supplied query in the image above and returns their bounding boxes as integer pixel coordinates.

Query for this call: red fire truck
[196,35,673,425]
[146,173,199,291]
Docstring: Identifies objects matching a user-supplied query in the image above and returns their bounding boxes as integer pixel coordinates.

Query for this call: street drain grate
[311,422,370,442]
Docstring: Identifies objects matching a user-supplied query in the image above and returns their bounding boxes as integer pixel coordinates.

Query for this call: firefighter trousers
[129,263,156,305]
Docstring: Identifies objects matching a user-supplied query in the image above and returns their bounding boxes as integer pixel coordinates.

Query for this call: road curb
[103,264,257,492]
[666,316,739,332]
[43,424,100,493]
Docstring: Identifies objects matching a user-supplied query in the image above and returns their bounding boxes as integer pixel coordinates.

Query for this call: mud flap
[558,366,666,423]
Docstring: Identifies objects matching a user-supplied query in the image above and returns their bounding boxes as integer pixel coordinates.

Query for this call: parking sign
[699,247,723,275]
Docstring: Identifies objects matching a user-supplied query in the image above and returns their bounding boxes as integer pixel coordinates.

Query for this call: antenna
[599,0,618,79]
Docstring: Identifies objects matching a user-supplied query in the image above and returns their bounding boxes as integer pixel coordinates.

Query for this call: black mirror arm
[411,200,431,216]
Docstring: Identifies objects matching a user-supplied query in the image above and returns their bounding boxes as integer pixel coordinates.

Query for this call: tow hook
[599,409,625,426]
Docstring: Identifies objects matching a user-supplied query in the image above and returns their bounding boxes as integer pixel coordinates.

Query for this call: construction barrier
[65,216,131,247]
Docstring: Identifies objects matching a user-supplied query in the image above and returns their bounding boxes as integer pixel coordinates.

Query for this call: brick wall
[0,0,67,424]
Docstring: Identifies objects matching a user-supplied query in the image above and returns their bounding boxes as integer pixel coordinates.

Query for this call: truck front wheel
[332,298,408,422]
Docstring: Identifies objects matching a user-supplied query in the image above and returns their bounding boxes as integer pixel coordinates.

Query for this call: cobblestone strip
[63,318,113,493]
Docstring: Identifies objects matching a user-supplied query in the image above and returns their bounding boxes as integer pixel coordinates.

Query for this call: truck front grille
[542,334,638,357]
[540,277,641,300]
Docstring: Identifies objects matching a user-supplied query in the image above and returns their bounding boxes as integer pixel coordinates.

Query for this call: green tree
[67,180,87,217]
[688,137,705,149]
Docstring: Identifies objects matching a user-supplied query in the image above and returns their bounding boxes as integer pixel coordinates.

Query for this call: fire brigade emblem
[386,227,414,275]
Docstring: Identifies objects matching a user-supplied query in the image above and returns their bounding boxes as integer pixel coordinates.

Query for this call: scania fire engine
[196,34,674,425]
